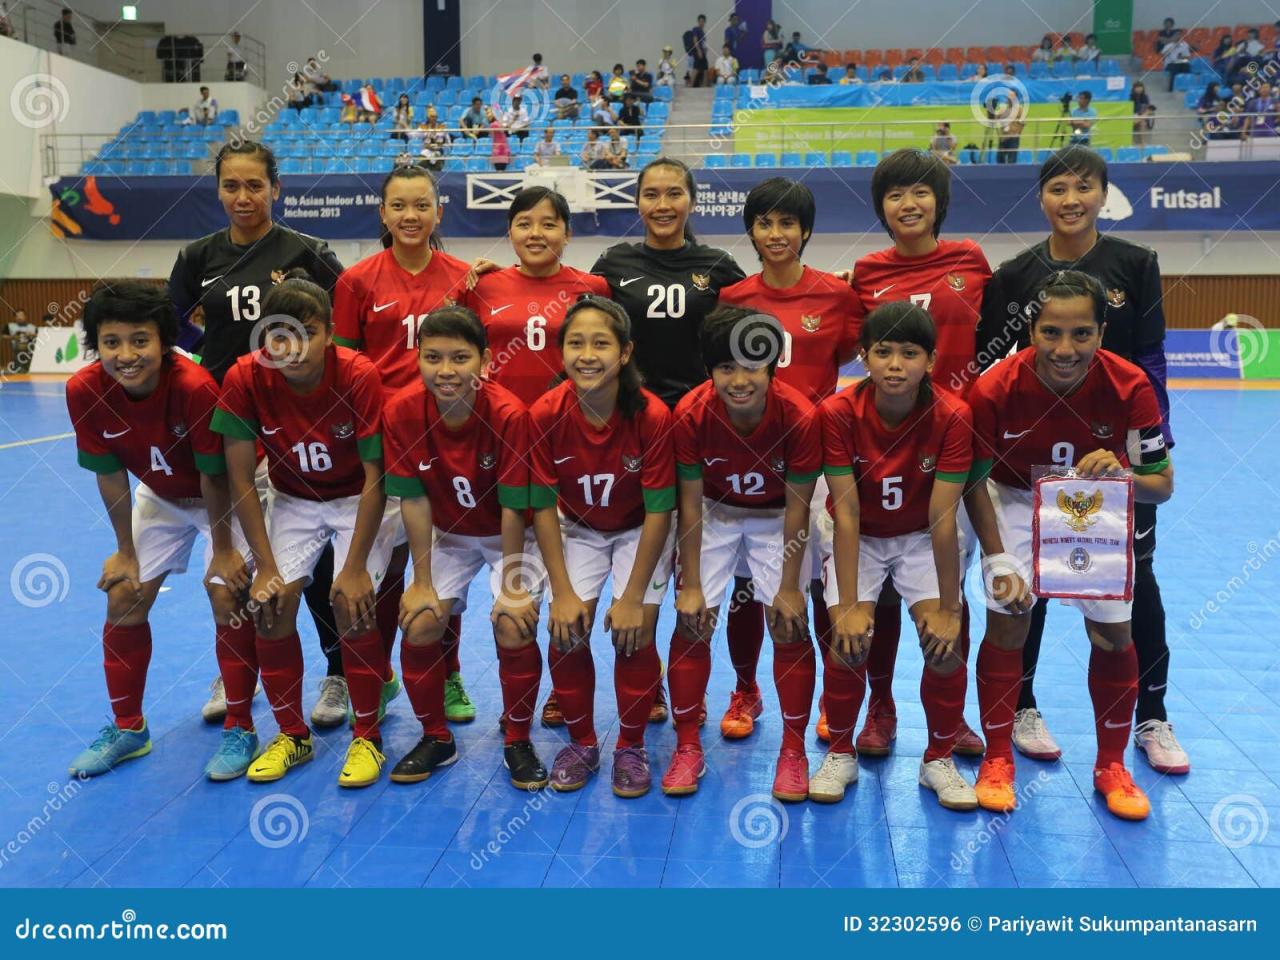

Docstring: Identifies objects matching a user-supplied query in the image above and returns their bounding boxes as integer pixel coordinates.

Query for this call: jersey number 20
[646,284,686,319]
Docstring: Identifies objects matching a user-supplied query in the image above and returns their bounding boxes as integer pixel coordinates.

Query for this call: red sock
[374,572,403,676]
[102,622,151,730]
[1089,643,1138,768]
[549,644,597,746]
[668,629,711,747]
[441,615,462,675]
[400,641,449,739]
[497,642,542,745]
[256,630,308,738]
[614,643,660,749]
[342,629,386,740]
[772,638,816,753]
[977,642,1022,761]
[821,647,866,754]
[726,598,764,693]
[866,601,902,710]
[215,620,258,731]
[922,666,968,761]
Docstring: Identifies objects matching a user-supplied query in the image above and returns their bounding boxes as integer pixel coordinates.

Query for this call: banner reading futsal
[1032,472,1134,601]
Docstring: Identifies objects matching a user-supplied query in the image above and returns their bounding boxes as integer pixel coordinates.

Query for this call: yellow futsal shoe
[246,732,315,782]
[339,737,386,789]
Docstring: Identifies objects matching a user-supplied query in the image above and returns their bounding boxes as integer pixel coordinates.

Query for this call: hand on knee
[106,583,149,626]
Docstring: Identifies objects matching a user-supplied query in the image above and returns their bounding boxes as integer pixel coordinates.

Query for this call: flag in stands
[495,67,536,96]
[360,87,383,113]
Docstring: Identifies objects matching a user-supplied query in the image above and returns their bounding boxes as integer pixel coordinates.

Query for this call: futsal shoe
[348,670,402,728]
[612,746,653,798]
[918,757,979,811]
[204,727,259,781]
[815,698,830,742]
[974,757,1018,813]
[1012,708,1062,761]
[951,719,986,757]
[504,741,549,790]
[203,676,262,724]
[310,676,349,728]
[649,683,669,724]
[1094,763,1151,820]
[855,702,897,756]
[720,684,763,739]
[540,691,565,727]
[390,735,458,783]
[807,751,859,803]
[69,722,152,777]
[247,733,314,782]
[550,743,600,792]
[661,744,707,795]
[772,748,810,802]
[444,672,476,723]
[339,737,386,788]
[1133,720,1191,775]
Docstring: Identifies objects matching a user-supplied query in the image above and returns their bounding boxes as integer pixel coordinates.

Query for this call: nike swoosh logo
[931,729,959,740]
[1003,429,1032,439]
[490,304,512,315]
[553,456,574,464]
[1103,719,1129,729]
[261,426,283,435]
[419,458,437,470]
[561,713,588,726]
[355,708,380,718]
[652,581,666,591]
[618,277,642,287]
[201,276,223,287]
[224,697,249,706]
[102,428,130,439]
[372,301,398,313]
[673,704,701,716]
[109,694,130,702]
[782,711,808,721]
[985,720,1012,730]
[1146,683,1166,692]
[704,457,727,466]
[873,284,894,298]
[1135,527,1153,540]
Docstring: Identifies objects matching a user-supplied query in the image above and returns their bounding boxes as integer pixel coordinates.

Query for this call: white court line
[0,432,74,451]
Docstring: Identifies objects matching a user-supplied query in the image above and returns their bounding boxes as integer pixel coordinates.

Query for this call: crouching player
[67,282,252,778]
[966,271,1173,821]
[383,306,546,788]
[668,307,821,801]
[816,302,977,808]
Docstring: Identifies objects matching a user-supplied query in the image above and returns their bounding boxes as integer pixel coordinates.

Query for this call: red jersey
[382,380,530,537]
[460,265,610,406]
[821,385,973,538]
[67,354,225,501]
[718,267,861,404]
[673,379,822,509]
[212,346,384,501]
[332,248,472,396]
[970,348,1167,491]
[851,238,991,398]
[529,381,675,532]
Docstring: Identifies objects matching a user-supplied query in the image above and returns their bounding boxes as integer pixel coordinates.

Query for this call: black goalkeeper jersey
[168,224,345,382]
[592,240,745,408]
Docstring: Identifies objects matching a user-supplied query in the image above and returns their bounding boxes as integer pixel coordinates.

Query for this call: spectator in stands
[1077,33,1100,63]
[533,126,562,165]
[1032,36,1054,63]
[1205,98,1242,140]
[1154,17,1177,54]
[995,87,1025,163]
[1244,83,1278,139]
[1069,89,1096,143]
[529,52,549,89]
[971,63,990,81]
[304,57,338,93]
[554,74,580,119]
[392,94,414,140]
[685,14,709,87]
[657,45,678,87]
[762,19,783,69]
[1210,34,1235,75]
[617,92,644,135]
[225,30,246,81]
[287,73,313,113]
[839,63,861,84]
[54,8,75,54]
[1225,29,1266,84]
[780,31,809,69]
[1131,80,1155,145]
[808,62,832,84]
[607,63,630,101]
[339,94,358,126]
[503,94,531,140]
[902,56,925,83]
[461,96,488,139]
[418,107,450,170]
[929,121,958,164]
[584,70,604,99]
[724,13,747,55]
[7,310,35,374]
[488,107,510,170]
[1197,81,1221,118]
[356,85,382,124]
[1052,36,1076,62]
[0,4,15,38]
[580,127,606,167]
[876,68,893,82]
[176,107,195,125]
[8,309,34,336]
[1243,28,1265,57]
[1161,28,1192,91]
[193,86,218,125]
[630,60,654,102]
[603,127,629,168]
[715,44,739,84]
[590,94,618,129]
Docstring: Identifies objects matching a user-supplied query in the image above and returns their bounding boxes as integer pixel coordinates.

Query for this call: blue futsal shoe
[204,727,260,781]
[69,722,152,777]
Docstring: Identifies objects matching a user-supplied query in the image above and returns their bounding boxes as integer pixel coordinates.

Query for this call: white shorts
[731,474,828,588]
[553,516,676,606]
[428,529,544,604]
[821,530,947,610]
[987,480,1131,624]
[685,501,804,608]
[265,487,398,589]
[133,482,250,585]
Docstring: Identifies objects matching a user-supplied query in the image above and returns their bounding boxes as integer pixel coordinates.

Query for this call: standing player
[667,308,820,800]
[965,271,1173,821]
[213,275,400,787]
[716,177,860,741]
[382,306,546,788]
[843,149,990,758]
[169,140,347,729]
[65,282,252,779]
[529,297,677,797]
[976,145,1186,774]
[332,165,474,727]
[816,302,977,809]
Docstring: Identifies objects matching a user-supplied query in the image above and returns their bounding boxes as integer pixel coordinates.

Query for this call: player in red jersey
[382,306,548,788]
[667,308,821,801]
[842,149,991,757]
[715,177,860,741]
[964,272,1173,822]
[529,297,677,798]
[333,166,478,726]
[213,274,400,788]
[816,302,977,809]
[65,283,252,779]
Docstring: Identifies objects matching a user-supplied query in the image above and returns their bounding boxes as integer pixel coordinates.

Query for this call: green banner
[1093,0,1134,56]
[1241,330,1280,379]
[732,103,1135,157]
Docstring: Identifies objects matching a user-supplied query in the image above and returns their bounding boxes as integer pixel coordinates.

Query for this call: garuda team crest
[270,269,287,285]
[690,273,710,291]
[331,421,355,440]
[944,273,965,291]
[1091,422,1113,439]
[769,455,786,473]
[170,422,188,438]
[479,452,496,470]
[1057,488,1103,533]
[622,454,643,472]
[1106,288,1127,308]
[800,314,821,333]
[920,455,936,472]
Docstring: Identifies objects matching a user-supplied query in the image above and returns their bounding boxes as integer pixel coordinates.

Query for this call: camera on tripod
[1060,91,1074,113]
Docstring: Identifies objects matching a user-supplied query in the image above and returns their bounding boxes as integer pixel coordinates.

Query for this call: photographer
[929,121,958,164]
[995,85,1025,163]
[1069,90,1096,145]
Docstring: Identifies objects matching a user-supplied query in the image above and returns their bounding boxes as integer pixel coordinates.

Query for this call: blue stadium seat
[754,153,776,167]
[830,151,853,167]
[653,86,673,101]
[1029,61,1049,78]
[137,110,159,125]
[1099,58,1122,76]
[1036,149,1052,162]
[805,152,826,166]
[1095,147,1114,162]
[855,150,878,166]
[1142,144,1170,159]
[466,157,489,172]
[466,74,487,89]
[705,155,728,168]
[449,139,473,157]
[741,68,760,83]
[510,156,531,171]
[221,109,239,125]
[1051,61,1073,78]
[780,152,803,167]
[426,76,445,91]
[1173,73,1199,91]
[443,158,466,171]
[938,64,959,80]
[445,76,464,90]
[1115,146,1141,163]
[280,158,307,175]
[383,139,404,156]
[959,63,978,79]
[1184,91,1200,109]
[958,149,976,164]
[172,159,194,175]
[354,157,377,173]
[1016,149,1033,163]
[357,140,382,157]
[729,153,751,168]
[637,139,661,155]
[125,160,148,175]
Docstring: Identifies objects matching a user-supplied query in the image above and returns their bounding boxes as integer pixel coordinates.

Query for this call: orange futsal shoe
[975,757,1018,813]
[720,685,763,739]
[1093,763,1151,821]
[540,692,564,728]
[815,696,830,742]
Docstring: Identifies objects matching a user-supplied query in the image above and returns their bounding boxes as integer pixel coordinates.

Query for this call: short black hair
[701,304,785,375]
[859,300,936,354]
[215,139,279,186]
[261,269,332,327]
[417,304,487,352]
[870,149,951,237]
[83,281,178,354]
[507,185,571,227]
[471,96,482,104]
[1038,144,1109,193]
[742,177,816,256]
[533,52,543,62]
[1030,270,1106,328]
[636,58,646,66]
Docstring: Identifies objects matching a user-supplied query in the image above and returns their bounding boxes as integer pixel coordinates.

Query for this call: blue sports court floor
[1,379,1278,889]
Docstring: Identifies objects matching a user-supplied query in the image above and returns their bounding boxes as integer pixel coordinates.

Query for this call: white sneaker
[1012,708,1062,761]
[918,757,979,811]
[807,751,859,803]
[202,675,262,723]
[310,676,349,728]
[1134,719,1191,774]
